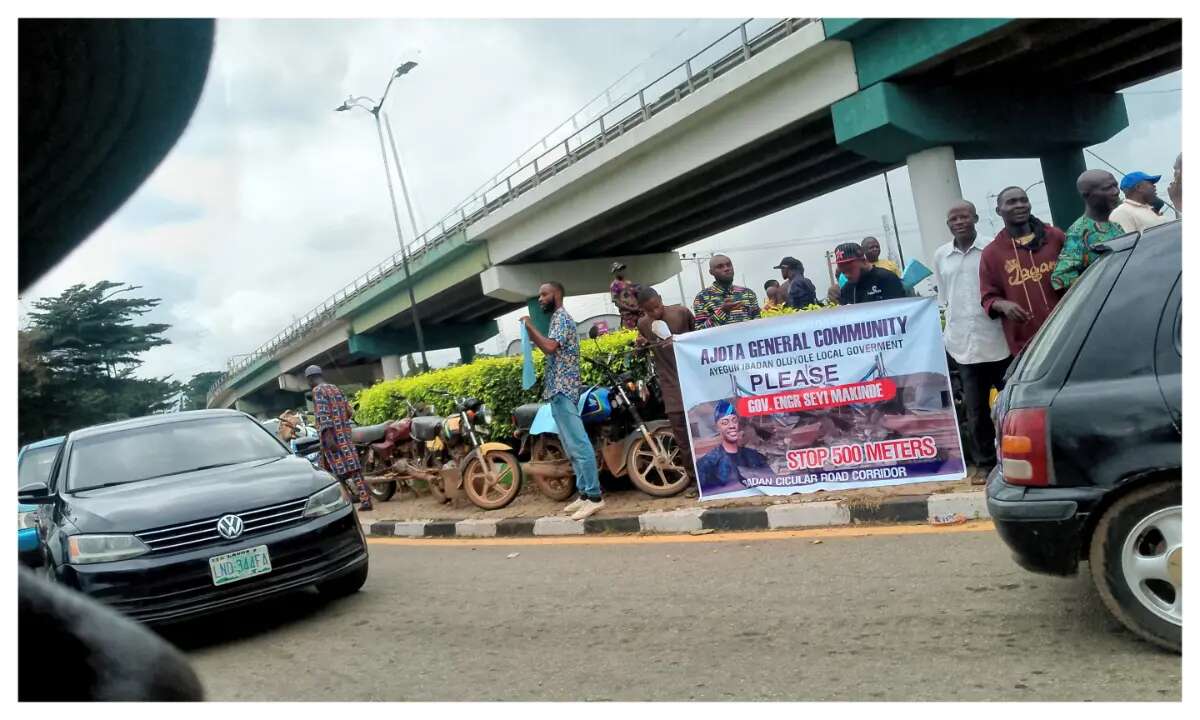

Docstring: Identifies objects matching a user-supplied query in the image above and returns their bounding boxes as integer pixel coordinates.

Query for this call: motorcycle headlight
[18,510,37,530]
[303,482,351,518]
[480,404,494,425]
[67,534,150,564]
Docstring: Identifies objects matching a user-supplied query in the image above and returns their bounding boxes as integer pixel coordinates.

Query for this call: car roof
[66,409,249,442]
[19,436,65,453]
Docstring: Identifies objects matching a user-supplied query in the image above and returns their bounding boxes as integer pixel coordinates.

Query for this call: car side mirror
[18,482,52,505]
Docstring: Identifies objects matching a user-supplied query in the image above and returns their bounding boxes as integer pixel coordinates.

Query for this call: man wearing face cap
[694,400,771,493]
[1109,171,1168,234]
[307,365,373,510]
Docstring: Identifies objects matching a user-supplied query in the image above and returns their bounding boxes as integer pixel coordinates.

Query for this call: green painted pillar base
[526,298,550,337]
[1040,147,1087,229]
[459,344,476,364]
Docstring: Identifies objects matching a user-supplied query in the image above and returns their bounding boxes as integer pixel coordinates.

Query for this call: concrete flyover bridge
[209,17,1180,416]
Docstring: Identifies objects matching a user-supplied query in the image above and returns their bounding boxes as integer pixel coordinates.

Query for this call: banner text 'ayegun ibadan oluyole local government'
[672,297,965,501]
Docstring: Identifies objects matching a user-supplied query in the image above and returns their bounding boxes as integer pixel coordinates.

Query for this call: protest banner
[672,297,965,501]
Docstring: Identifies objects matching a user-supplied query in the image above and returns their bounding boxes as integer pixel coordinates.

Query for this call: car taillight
[1000,407,1049,486]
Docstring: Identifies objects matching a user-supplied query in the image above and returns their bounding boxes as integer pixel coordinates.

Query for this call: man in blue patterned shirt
[522,281,604,520]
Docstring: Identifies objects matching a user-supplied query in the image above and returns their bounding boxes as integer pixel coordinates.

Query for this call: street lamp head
[334,103,351,112]
[395,61,418,77]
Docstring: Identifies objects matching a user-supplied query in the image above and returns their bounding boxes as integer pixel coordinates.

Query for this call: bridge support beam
[381,354,405,381]
[482,252,682,305]
[906,146,963,269]
[832,81,1129,258]
[348,320,499,361]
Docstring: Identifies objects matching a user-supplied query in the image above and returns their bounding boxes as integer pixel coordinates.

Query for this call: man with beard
[695,400,772,494]
[692,254,761,328]
[522,282,604,520]
[933,201,1010,484]
[1051,170,1128,291]
[979,187,1066,357]
[635,286,697,480]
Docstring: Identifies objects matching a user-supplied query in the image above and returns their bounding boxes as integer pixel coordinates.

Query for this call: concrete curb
[362,492,990,539]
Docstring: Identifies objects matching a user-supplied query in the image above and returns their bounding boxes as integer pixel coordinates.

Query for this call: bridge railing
[209,17,817,406]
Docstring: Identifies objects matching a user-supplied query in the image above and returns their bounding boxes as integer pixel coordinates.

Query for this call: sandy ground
[356,468,981,525]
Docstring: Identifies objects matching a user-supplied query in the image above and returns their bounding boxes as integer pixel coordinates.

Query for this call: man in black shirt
[835,242,906,305]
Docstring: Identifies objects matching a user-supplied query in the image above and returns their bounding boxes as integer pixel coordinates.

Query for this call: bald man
[691,254,761,328]
[1051,170,1127,291]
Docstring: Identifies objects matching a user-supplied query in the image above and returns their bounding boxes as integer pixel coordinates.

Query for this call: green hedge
[353,328,643,437]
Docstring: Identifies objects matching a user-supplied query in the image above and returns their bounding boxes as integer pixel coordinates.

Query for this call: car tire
[318,563,369,599]
[1088,480,1181,653]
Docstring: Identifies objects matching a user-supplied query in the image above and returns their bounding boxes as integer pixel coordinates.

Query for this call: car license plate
[209,545,272,586]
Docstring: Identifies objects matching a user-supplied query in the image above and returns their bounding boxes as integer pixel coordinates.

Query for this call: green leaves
[354,329,645,437]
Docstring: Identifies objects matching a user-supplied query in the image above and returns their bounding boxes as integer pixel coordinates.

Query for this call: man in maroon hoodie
[979,186,1066,356]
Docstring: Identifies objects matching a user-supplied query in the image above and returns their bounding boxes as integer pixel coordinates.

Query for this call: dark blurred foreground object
[18,19,215,292]
[19,19,215,700]
[18,566,204,701]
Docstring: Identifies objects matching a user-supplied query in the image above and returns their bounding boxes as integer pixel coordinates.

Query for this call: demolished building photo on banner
[673,297,965,501]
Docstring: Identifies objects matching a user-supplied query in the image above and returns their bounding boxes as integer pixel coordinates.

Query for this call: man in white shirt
[933,200,1012,483]
[1110,171,1168,233]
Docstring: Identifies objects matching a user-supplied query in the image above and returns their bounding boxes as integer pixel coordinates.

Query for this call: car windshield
[1015,248,1123,382]
[19,444,60,489]
[67,416,288,492]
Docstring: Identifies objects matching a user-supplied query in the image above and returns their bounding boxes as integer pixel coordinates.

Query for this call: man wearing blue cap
[694,400,771,493]
[1110,171,1168,234]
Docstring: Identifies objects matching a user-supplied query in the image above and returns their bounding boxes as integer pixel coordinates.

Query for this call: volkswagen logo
[216,514,244,540]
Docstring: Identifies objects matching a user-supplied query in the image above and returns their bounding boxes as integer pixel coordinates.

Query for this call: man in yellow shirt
[862,236,900,276]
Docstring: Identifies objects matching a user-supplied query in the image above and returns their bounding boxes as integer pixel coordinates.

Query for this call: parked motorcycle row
[323,348,691,511]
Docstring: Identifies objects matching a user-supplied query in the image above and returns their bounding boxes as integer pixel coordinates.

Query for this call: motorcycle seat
[351,423,390,444]
[411,416,444,442]
[512,403,543,430]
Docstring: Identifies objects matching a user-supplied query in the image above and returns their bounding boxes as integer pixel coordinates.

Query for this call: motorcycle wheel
[368,477,397,502]
[628,426,690,497]
[531,435,576,501]
[416,447,448,504]
[462,450,522,510]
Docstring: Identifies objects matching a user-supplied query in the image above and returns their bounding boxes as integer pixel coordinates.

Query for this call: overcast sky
[20,18,1182,379]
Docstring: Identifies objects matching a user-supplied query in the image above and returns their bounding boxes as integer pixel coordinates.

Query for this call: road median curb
[363,491,989,539]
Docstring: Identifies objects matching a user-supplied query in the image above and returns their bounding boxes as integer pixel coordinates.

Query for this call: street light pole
[336,61,428,371]
[381,111,422,242]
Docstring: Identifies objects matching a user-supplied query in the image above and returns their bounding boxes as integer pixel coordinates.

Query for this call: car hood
[63,456,335,534]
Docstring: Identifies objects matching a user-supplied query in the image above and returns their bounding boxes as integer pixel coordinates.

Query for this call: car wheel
[1089,480,1181,652]
[318,563,368,599]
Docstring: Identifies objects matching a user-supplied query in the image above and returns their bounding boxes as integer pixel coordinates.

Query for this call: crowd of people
[517,158,1181,516]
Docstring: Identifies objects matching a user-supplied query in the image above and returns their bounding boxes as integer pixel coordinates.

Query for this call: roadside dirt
[355,470,980,525]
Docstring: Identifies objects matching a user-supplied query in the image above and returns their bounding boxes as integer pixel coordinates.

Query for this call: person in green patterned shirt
[692,254,761,328]
[1052,169,1127,291]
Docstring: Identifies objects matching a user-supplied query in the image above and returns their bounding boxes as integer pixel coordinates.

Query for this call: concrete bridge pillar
[906,145,963,271]
[459,344,476,364]
[1039,147,1087,229]
[381,354,405,381]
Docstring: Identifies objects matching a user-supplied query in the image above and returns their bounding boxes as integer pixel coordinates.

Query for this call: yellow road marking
[367,519,994,547]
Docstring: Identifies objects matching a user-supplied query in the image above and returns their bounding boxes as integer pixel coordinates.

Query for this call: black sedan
[18,409,369,626]
[988,221,1180,652]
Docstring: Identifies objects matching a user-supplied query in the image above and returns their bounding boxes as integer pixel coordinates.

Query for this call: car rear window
[1014,250,1125,383]
[19,444,60,488]
[67,416,288,492]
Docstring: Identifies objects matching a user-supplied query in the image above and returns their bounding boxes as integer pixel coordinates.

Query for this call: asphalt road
[172,525,1181,701]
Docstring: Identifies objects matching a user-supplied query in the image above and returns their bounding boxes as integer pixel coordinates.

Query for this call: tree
[18,281,180,445]
[181,371,224,410]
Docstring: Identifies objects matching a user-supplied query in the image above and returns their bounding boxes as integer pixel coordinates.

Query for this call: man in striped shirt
[692,254,761,328]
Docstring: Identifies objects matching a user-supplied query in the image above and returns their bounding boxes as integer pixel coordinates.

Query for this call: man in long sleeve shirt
[692,254,760,328]
[933,201,1011,482]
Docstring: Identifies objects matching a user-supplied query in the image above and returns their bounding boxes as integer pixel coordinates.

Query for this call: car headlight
[68,534,151,564]
[303,482,351,518]
[480,404,494,426]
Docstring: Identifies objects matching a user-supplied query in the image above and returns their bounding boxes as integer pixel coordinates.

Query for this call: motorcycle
[393,392,524,510]
[513,349,690,498]
[353,399,428,502]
